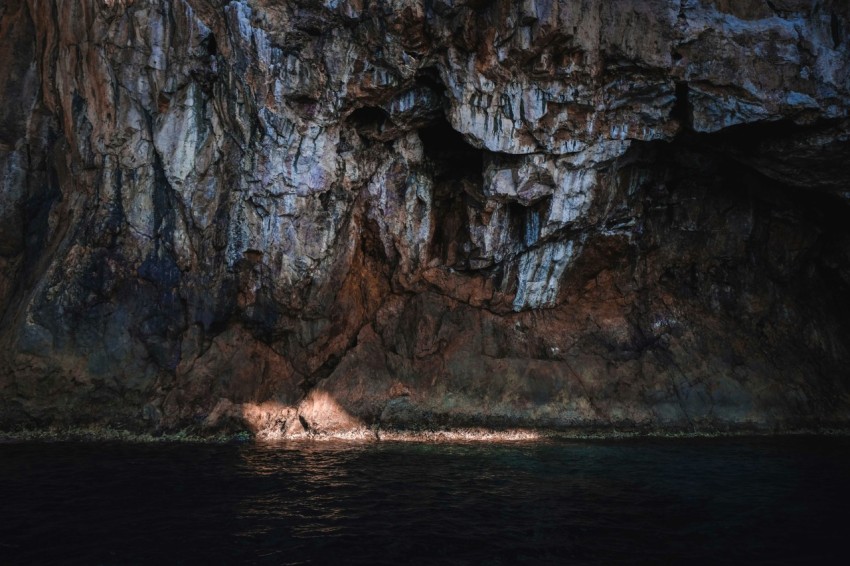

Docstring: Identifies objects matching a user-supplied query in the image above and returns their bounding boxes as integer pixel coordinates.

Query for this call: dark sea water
[1,437,848,565]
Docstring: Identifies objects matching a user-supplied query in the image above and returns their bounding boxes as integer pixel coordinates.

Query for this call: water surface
[1,437,848,564]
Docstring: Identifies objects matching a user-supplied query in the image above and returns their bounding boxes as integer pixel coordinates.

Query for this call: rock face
[1,0,849,437]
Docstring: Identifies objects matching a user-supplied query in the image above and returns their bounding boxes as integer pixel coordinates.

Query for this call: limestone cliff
[1,0,849,437]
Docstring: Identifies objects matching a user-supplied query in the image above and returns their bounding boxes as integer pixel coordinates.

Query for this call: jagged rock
[1,0,849,436]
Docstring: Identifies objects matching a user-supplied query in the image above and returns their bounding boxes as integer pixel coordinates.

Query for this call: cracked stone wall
[1,0,849,436]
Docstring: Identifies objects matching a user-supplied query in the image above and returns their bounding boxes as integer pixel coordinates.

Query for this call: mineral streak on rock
[1,0,849,438]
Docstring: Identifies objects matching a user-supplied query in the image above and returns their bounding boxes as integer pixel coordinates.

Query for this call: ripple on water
[0,437,849,564]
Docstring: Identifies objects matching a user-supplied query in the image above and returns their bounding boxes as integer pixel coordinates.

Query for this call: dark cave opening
[412,66,446,96]
[677,117,850,193]
[631,128,850,341]
[348,106,390,139]
[670,81,692,128]
[831,12,844,49]
[419,115,485,268]
[200,33,217,57]
[419,116,483,183]
[697,116,811,145]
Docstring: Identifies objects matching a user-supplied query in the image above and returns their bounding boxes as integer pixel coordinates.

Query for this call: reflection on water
[1,437,849,564]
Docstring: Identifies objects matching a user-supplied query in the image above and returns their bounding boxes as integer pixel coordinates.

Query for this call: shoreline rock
[3,423,850,445]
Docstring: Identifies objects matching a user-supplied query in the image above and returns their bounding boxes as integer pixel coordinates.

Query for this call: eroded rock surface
[1,0,849,437]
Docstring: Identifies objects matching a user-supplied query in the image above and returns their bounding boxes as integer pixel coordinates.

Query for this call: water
[1,437,848,565]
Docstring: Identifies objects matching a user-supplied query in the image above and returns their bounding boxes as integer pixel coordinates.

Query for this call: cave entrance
[419,115,485,268]
[348,106,390,140]
[419,116,484,183]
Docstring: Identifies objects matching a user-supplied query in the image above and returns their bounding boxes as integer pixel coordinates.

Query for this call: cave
[0,0,848,438]
[347,105,390,139]
[419,115,485,268]
[2,0,850,562]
